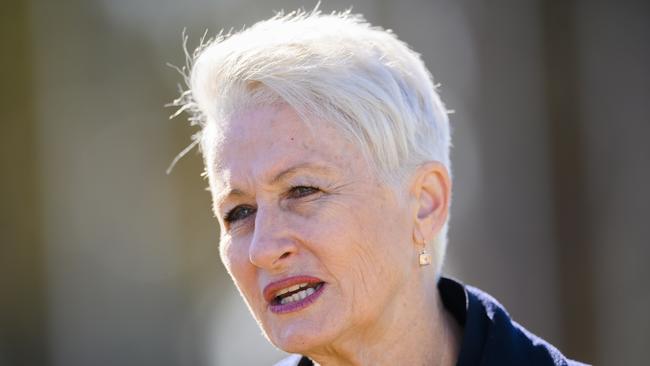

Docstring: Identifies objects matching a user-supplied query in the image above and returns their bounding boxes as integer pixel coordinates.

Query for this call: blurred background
[1,0,648,365]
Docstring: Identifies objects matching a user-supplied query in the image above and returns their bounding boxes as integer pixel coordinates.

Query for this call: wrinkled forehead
[202,104,312,166]
[200,104,365,190]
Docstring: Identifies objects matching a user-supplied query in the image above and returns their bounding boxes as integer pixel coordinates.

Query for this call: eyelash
[223,185,322,224]
[224,205,256,224]
[287,185,320,199]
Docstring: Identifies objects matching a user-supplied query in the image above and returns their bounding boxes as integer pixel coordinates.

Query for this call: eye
[224,205,256,223]
[287,185,320,199]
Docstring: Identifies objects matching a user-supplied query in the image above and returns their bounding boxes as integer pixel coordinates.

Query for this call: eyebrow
[269,162,334,185]
[215,162,335,204]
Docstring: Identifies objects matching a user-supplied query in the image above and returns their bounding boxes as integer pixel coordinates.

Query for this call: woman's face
[205,104,417,353]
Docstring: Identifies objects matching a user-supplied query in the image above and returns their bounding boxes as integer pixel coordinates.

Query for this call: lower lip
[269,283,326,314]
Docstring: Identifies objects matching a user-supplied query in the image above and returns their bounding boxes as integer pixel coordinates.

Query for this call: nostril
[248,232,296,269]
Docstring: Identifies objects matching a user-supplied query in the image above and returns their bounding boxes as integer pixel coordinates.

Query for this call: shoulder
[439,277,590,366]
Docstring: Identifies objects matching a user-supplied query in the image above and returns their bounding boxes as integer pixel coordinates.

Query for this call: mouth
[263,276,326,314]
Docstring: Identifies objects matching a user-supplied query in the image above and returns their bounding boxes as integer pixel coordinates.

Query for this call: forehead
[204,104,366,187]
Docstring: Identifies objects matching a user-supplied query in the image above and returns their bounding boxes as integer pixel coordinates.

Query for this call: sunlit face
[205,103,418,353]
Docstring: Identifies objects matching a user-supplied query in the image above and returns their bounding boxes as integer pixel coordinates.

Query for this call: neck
[305,272,462,366]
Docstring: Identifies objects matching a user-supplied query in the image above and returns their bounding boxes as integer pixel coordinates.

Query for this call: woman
[175,9,587,366]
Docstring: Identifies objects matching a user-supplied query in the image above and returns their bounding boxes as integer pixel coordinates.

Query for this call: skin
[204,103,461,365]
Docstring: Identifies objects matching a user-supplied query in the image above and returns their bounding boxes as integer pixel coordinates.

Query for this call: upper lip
[263,275,324,303]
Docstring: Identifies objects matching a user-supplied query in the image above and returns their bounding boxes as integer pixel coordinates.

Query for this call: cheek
[220,238,256,296]
[313,196,400,286]
[331,193,411,296]
[218,236,235,273]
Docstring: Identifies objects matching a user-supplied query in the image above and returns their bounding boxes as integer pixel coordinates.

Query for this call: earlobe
[410,162,451,245]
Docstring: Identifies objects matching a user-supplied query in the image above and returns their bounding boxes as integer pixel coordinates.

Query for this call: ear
[409,162,451,246]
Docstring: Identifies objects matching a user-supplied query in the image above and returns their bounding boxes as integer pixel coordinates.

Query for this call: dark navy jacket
[294,277,588,366]
[438,277,588,366]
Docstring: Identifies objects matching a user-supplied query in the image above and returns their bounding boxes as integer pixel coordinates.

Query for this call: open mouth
[264,276,326,314]
[271,282,325,305]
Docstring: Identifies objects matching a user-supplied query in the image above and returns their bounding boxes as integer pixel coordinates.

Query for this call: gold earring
[419,249,432,266]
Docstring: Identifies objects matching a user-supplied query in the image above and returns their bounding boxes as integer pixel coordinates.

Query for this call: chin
[265,316,341,354]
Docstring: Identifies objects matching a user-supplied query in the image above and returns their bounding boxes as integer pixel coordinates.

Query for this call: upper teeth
[273,282,320,305]
[275,282,310,297]
[279,287,316,305]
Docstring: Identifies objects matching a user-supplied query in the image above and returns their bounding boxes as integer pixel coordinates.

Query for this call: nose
[248,205,297,270]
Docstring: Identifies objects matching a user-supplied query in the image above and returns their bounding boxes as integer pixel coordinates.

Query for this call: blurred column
[0,1,49,365]
[574,1,650,364]
[544,1,650,364]
[28,1,210,365]
[453,0,563,348]
[541,0,597,362]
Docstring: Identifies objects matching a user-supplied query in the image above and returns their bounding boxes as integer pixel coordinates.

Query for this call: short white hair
[176,8,452,271]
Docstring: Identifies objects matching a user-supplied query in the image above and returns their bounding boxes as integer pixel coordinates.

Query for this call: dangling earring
[419,249,432,266]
